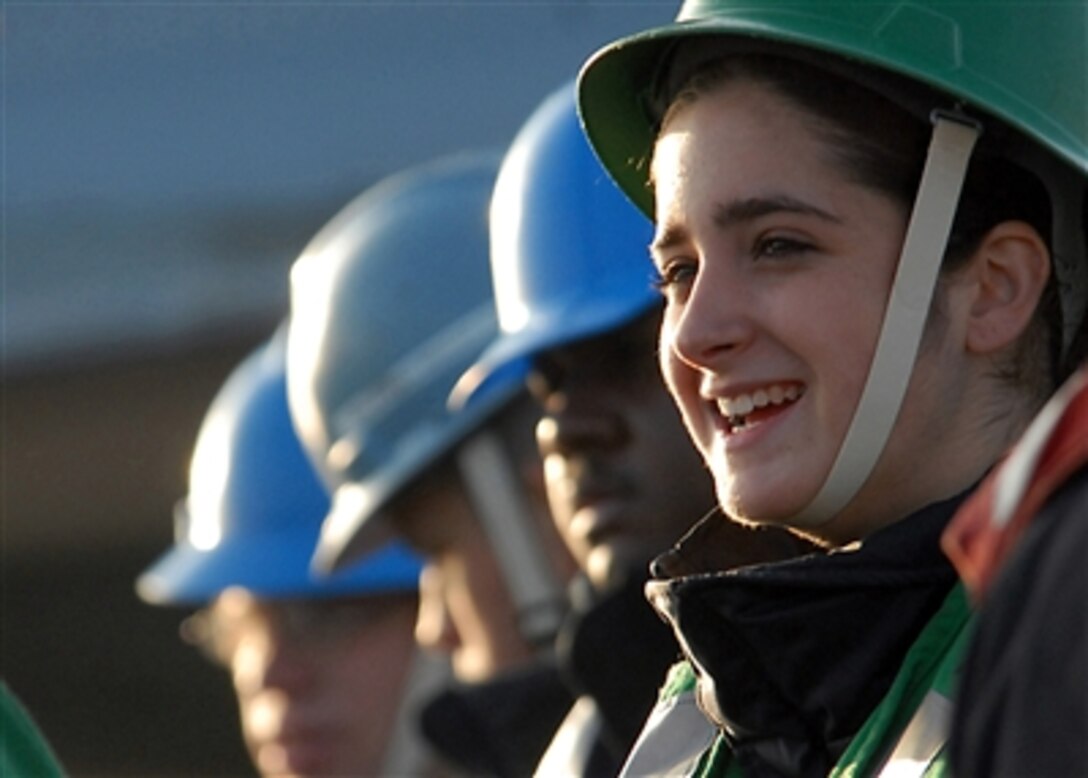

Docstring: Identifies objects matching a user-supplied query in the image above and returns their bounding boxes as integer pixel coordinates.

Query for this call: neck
[813,387,1036,548]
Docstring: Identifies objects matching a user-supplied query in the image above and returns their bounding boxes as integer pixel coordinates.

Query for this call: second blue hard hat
[451,82,659,409]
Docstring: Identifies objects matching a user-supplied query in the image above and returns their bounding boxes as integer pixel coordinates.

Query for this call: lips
[258,713,342,776]
[272,732,338,776]
[711,382,804,433]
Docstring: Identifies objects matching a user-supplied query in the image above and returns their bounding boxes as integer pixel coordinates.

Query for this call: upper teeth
[717,384,800,418]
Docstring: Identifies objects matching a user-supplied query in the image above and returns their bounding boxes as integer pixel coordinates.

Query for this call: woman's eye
[652,260,697,298]
[754,236,812,260]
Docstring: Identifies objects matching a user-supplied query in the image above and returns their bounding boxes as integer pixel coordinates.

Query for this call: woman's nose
[414,565,460,655]
[232,632,313,697]
[667,267,754,371]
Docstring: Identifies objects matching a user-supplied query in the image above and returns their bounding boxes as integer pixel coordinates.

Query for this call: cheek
[452,544,511,637]
[657,321,679,390]
[542,454,572,516]
[789,261,892,388]
[347,612,418,691]
[229,639,267,697]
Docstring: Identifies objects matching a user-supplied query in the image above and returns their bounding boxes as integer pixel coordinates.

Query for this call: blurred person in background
[286,153,579,777]
[452,82,810,776]
[136,331,440,778]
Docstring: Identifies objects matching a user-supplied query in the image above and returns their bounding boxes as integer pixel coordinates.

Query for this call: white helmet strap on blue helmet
[457,428,567,646]
[790,111,982,527]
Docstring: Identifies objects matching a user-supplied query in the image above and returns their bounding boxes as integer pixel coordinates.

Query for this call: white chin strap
[456,429,567,646]
[790,111,982,528]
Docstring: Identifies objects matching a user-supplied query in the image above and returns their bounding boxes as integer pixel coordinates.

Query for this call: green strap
[831,583,972,778]
[1,682,65,778]
[660,659,699,699]
[698,734,741,778]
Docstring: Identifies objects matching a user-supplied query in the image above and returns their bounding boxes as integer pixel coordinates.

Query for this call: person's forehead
[536,311,660,368]
[385,473,476,553]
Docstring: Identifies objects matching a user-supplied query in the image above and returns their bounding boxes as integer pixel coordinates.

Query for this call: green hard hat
[578,0,1087,220]
[578,1,1088,528]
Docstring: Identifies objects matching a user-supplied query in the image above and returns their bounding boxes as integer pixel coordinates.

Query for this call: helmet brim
[311,380,521,574]
[136,532,421,606]
[450,294,659,411]
[578,9,1088,218]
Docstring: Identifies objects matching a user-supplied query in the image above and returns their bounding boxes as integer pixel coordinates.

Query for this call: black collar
[646,494,967,777]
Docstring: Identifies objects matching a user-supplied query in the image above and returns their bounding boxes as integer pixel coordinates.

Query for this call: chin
[721,437,840,510]
[586,554,617,591]
[717,483,808,530]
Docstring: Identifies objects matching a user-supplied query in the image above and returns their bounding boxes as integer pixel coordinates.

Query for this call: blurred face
[391,469,536,682]
[532,313,716,589]
[205,588,419,778]
[651,78,977,542]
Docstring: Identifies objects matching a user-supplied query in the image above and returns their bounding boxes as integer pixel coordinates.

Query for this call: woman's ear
[962,220,1051,356]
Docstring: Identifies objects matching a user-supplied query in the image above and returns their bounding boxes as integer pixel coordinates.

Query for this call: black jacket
[416,574,681,778]
[553,573,685,775]
[645,496,966,777]
[419,660,574,777]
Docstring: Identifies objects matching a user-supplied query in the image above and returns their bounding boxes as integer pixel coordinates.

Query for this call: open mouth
[715,383,804,433]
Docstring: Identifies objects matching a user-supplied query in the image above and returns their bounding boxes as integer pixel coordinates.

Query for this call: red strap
[942,369,1088,601]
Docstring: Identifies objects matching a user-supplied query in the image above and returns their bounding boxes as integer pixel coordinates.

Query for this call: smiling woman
[649,61,1055,545]
[576,1,1085,775]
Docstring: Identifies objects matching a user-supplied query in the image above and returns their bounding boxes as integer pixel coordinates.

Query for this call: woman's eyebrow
[649,223,689,262]
[650,194,842,260]
[713,195,842,228]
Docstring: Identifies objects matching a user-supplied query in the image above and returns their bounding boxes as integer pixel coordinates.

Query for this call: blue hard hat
[288,153,524,572]
[136,329,423,606]
[451,81,659,409]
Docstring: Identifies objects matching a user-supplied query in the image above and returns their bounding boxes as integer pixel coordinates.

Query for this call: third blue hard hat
[136,329,422,606]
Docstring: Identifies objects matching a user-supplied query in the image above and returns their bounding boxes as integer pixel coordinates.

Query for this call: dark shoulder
[950,465,1088,776]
